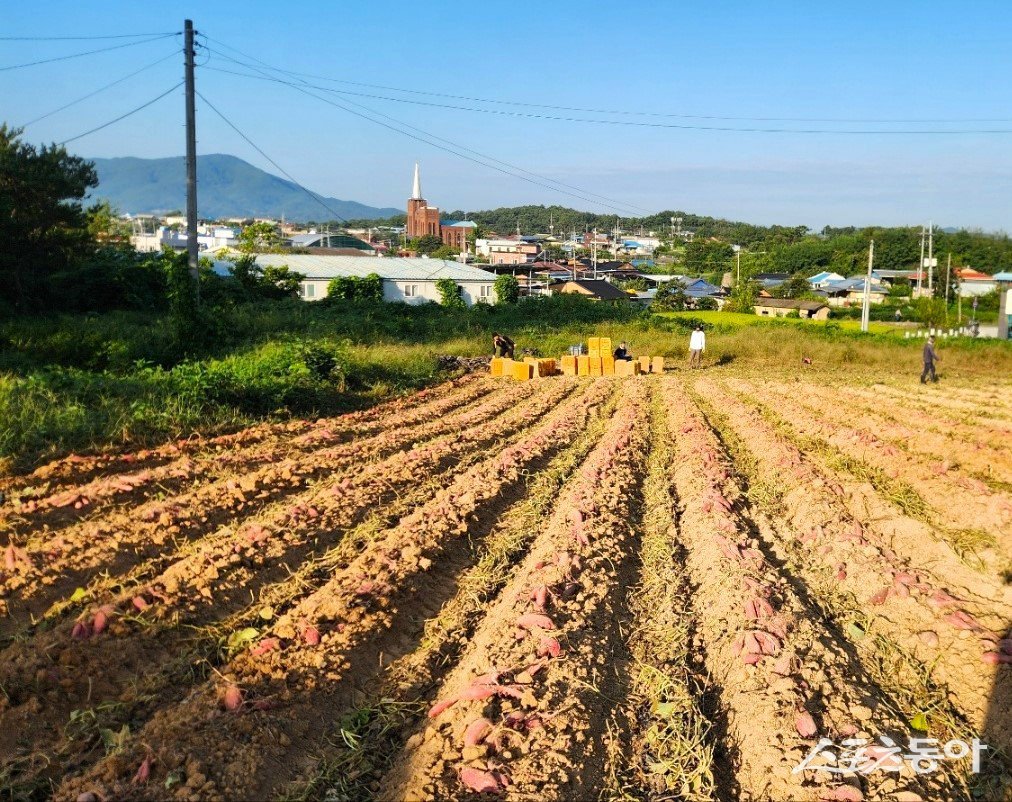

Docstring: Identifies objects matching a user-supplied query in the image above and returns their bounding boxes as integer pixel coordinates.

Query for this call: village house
[212,254,497,306]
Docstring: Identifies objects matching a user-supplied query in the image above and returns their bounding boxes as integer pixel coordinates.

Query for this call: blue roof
[443,220,478,228]
[993,271,1012,281]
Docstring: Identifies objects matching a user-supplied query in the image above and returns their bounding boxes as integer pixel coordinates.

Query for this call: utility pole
[927,221,934,296]
[945,252,952,324]
[592,229,598,279]
[861,239,874,333]
[917,226,925,295]
[184,19,199,302]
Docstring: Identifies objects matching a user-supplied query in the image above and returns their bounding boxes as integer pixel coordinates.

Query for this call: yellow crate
[615,358,633,376]
[602,355,615,375]
[490,357,504,377]
[638,355,651,373]
[576,355,591,376]
[588,336,600,352]
[561,355,576,375]
[651,356,665,374]
[500,358,514,377]
[512,361,533,381]
[598,337,612,355]
[589,356,603,376]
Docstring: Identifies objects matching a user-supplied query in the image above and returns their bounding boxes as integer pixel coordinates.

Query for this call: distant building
[212,254,496,305]
[553,279,629,302]
[288,231,375,253]
[753,298,830,320]
[131,224,238,253]
[808,271,846,289]
[405,163,477,252]
[475,238,539,265]
[818,278,890,306]
[955,267,997,297]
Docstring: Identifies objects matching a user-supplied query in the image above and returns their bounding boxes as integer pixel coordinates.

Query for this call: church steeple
[411,162,422,200]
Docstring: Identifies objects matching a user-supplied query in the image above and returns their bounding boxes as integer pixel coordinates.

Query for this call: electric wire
[199,48,653,216]
[205,60,1012,135]
[0,33,178,72]
[0,32,179,41]
[18,49,181,128]
[204,63,649,216]
[60,82,182,145]
[200,33,1012,126]
[195,90,350,223]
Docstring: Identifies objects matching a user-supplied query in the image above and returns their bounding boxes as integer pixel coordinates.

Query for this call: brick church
[405,163,475,251]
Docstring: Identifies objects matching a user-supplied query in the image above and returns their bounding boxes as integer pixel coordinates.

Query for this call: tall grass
[1,296,1009,473]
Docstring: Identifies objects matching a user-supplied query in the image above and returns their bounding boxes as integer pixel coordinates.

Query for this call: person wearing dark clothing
[613,341,633,361]
[492,333,515,359]
[921,336,940,383]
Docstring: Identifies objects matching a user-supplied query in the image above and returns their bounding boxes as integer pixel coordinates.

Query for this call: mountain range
[88,154,402,221]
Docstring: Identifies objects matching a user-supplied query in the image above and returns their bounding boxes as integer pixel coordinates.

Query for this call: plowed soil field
[2,373,1010,802]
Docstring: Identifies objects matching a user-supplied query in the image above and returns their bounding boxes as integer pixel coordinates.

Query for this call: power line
[205,63,650,217]
[60,82,182,145]
[19,49,181,128]
[199,51,653,216]
[0,33,178,72]
[195,90,350,223]
[199,35,1012,126]
[264,76,1012,135]
[206,60,652,216]
[0,32,179,41]
[200,37,652,215]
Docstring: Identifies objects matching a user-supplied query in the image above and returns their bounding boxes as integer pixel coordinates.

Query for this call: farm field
[1,371,1010,802]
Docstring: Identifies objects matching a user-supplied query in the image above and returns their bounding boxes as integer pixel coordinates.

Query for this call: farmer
[492,332,515,359]
[921,336,940,384]
[613,341,633,361]
[689,325,706,368]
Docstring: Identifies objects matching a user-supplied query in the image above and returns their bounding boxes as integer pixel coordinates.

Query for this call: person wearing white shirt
[688,325,706,368]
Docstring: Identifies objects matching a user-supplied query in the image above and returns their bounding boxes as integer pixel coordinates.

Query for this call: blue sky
[3,0,1011,229]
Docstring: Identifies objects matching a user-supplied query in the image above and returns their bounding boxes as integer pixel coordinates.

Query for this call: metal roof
[212,254,497,282]
[993,271,1012,281]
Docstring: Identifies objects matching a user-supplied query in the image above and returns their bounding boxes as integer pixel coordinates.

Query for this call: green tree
[436,277,465,308]
[725,279,760,313]
[494,274,520,305]
[695,296,719,311]
[430,245,460,260]
[773,274,815,299]
[86,200,131,248]
[326,273,383,302]
[412,234,444,255]
[236,221,283,254]
[0,125,98,310]
[652,282,688,311]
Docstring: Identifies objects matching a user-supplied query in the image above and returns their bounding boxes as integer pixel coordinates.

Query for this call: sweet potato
[537,636,562,658]
[795,710,818,737]
[428,697,457,718]
[516,613,555,630]
[131,595,150,612]
[132,755,152,785]
[302,626,321,646]
[463,717,493,747]
[460,767,502,794]
[91,610,108,635]
[223,684,243,711]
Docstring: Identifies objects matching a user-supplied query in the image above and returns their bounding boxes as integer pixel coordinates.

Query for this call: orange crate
[589,357,603,376]
[512,361,533,381]
[561,355,576,376]
[576,355,591,376]
[638,355,651,373]
[490,357,504,377]
[602,355,615,375]
[651,356,665,374]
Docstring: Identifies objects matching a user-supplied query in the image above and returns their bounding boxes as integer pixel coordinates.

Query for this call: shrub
[493,274,520,305]
[436,278,466,308]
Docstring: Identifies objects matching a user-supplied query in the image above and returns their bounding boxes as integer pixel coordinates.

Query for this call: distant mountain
[88,154,402,221]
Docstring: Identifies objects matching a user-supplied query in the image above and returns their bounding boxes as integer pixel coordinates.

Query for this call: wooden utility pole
[861,239,874,333]
[184,19,199,302]
[944,253,952,324]
[917,226,925,294]
[927,221,934,296]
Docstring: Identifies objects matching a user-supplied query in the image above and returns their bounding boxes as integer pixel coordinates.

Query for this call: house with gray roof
[212,254,497,305]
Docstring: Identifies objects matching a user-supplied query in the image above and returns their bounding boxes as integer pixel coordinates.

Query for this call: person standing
[689,325,706,368]
[921,336,940,383]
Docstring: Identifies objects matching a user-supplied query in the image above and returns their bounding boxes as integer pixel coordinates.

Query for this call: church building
[405,164,476,252]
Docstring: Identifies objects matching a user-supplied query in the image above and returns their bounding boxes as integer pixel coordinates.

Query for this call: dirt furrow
[731,377,1012,547]
[868,384,1012,431]
[666,379,947,802]
[376,380,650,802]
[0,381,583,796]
[55,379,615,802]
[275,384,626,802]
[694,378,1012,794]
[0,376,482,499]
[0,379,540,631]
[607,386,718,800]
[0,376,492,538]
[767,379,1011,486]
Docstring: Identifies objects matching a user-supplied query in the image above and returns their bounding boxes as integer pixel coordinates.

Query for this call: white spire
[411,162,422,200]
